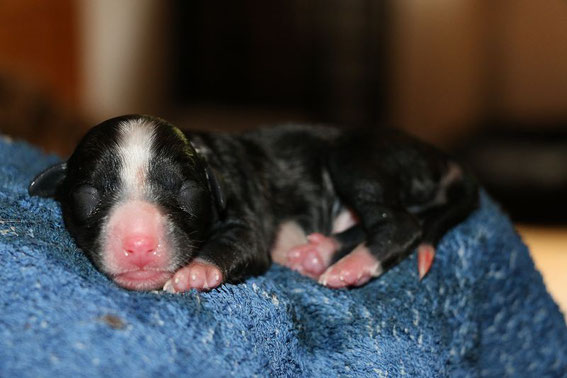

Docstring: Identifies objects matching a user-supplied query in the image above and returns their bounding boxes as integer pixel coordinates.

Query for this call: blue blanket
[1,136,566,377]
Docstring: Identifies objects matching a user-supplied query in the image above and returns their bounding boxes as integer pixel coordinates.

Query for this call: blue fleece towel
[0,135,566,377]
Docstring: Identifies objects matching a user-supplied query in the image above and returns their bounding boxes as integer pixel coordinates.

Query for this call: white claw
[163,279,175,293]
[318,273,328,286]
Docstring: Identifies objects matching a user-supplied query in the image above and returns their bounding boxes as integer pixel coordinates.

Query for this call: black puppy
[29,115,478,292]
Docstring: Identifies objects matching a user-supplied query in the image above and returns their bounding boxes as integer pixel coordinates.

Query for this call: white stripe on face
[117,119,156,200]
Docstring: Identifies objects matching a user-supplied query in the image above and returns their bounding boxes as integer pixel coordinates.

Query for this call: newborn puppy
[29,115,478,292]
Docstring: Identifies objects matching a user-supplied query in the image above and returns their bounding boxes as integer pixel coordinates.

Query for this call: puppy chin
[111,270,173,291]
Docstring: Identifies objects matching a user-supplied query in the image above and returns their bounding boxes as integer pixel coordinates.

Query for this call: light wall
[78,0,170,122]
[390,0,567,145]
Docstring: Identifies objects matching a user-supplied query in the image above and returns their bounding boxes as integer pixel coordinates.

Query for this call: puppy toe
[306,233,339,259]
[285,233,339,278]
[163,278,175,293]
[205,264,223,289]
[301,249,326,277]
[287,244,314,268]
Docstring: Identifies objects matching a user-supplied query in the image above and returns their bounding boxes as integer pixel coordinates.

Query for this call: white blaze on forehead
[117,119,156,199]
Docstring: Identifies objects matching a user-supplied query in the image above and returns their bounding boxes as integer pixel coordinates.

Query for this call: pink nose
[122,235,158,268]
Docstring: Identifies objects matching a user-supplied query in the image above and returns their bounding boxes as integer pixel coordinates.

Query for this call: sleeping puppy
[29,115,478,292]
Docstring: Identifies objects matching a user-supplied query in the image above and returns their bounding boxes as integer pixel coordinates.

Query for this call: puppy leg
[166,222,271,292]
[321,159,477,287]
[324,150,424,288]
[415,170,478,279]
[319,207,422,288]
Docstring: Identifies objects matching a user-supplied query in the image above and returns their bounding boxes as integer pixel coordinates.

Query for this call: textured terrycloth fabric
[1,136,566,378]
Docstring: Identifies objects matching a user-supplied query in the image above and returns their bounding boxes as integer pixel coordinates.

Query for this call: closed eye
[72,185,100,221]
[178,181,205,217]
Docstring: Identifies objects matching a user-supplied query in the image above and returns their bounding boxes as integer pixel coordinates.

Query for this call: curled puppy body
[29,115,478,292]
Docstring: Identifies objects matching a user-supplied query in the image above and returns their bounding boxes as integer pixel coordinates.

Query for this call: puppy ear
[28,162,67,198]
[188,137,226,215]
[205,166,226,215]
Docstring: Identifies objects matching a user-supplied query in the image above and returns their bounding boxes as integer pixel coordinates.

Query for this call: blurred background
[0,0,565,315]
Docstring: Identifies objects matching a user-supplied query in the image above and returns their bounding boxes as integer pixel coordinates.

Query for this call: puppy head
[29,115,224,290]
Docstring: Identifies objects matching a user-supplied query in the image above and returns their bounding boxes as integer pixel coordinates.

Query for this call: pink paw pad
[318,245,383,289]
[163,259,223,293]
[286,233,339,278]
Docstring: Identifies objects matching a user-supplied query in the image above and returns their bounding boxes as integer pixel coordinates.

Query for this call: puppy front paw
[163,258,223,293]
